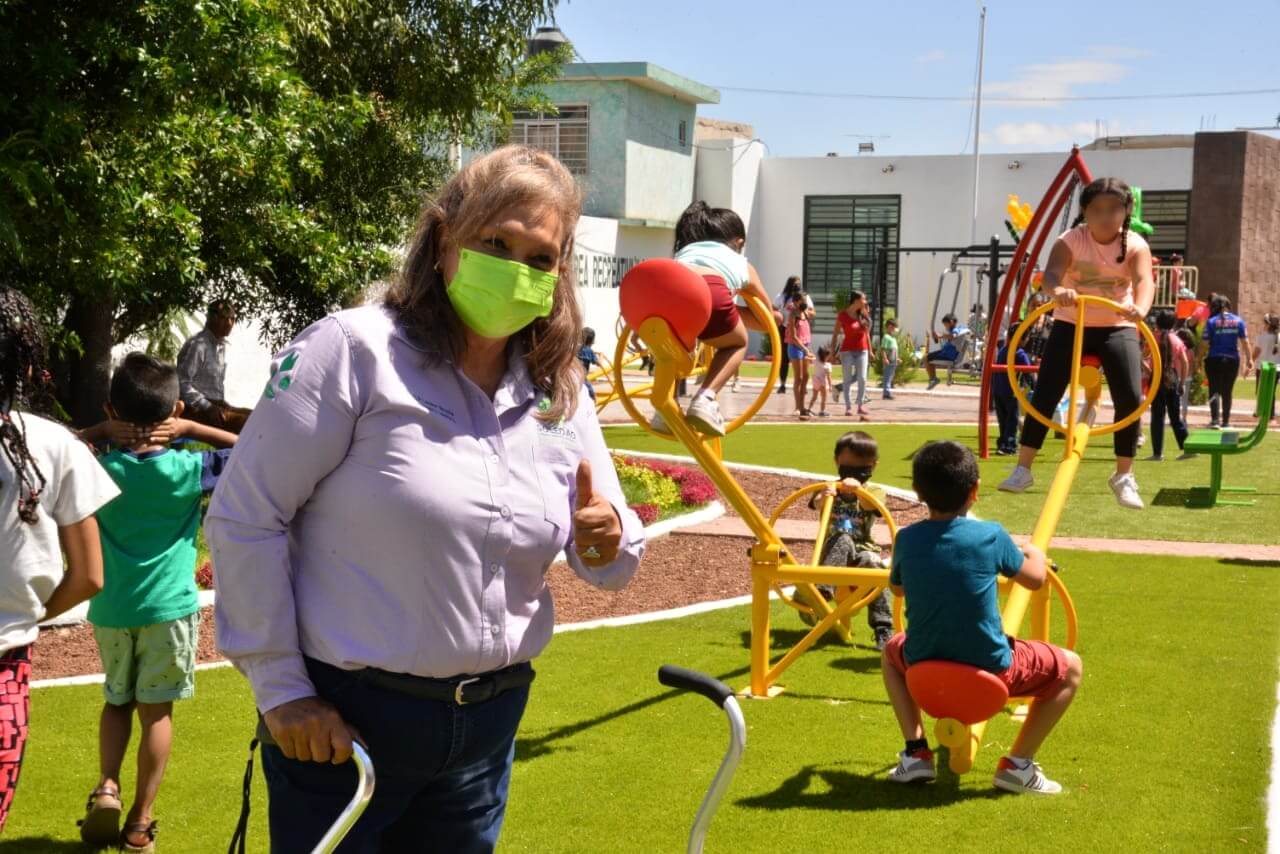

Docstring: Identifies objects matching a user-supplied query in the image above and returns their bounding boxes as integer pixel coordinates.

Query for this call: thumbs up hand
[573,460,622,568]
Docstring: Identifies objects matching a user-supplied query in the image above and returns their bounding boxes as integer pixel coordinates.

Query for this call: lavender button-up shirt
[206,305,644,713]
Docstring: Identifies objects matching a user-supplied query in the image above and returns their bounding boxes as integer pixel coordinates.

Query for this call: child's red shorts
[697,274,741,340]
[883,632,1070,700]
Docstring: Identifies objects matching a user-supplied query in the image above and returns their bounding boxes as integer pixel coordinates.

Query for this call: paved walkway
[597,371,1274,432]
[679,515,1280,562]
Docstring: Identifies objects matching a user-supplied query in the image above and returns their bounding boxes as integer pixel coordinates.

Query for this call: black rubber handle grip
[658,665,734,707]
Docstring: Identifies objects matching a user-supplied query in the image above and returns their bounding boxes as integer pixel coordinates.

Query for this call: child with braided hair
[0,287,120,831]
[999,177,1154,509]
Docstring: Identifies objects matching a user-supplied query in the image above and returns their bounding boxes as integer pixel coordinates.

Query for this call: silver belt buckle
[454,677,480,705]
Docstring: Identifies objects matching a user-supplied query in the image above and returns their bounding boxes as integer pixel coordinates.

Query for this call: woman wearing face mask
[207,146,645,853]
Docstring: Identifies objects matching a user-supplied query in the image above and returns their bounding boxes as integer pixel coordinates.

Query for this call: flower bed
[613,454,718,525]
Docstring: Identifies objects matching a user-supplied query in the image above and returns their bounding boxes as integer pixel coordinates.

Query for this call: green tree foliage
[0,0,563,422]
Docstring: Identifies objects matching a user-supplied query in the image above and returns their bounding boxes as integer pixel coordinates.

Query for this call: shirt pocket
[532,439,579,535]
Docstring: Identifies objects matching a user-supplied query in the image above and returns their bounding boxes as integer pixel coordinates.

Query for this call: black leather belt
[357,662,535,706]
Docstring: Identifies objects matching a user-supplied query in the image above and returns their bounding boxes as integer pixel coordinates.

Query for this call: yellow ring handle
[767,481,899,547]
[611,292,783,440]
[1006,295,1161,439]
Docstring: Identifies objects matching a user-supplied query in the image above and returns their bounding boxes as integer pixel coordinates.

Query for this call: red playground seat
[1080,354,1101,369]
[905,660,1009,725]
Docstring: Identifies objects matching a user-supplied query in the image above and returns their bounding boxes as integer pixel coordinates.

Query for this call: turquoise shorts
[93,612,199,705]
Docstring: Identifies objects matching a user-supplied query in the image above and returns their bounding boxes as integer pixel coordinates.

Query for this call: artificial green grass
[605,423,1280,545]
[11,551,1276,851]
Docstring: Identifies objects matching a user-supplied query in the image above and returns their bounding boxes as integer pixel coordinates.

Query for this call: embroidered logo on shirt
[537,397,551,413]
[263,351,299,400]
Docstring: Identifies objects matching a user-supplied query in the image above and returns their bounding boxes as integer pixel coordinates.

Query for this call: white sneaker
[649,411,672,435]
[1109,471,1144,509]
[889,749,936,784]
[1136,431,1146,448]
[998,466,1034,493]
[993,757,1062,795]
[685,394,726,437]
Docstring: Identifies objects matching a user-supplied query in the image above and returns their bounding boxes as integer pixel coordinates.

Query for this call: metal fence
[1153,265,1198,307]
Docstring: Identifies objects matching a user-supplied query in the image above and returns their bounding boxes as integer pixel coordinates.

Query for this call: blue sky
[551,0,1280,156]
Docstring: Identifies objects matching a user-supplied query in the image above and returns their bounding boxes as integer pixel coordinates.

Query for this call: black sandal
[121,819,158,853]
[78,785,122,846]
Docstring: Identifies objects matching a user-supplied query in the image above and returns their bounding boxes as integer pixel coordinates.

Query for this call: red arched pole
[978,147,1094,458]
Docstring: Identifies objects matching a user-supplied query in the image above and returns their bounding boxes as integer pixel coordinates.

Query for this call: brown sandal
[121,818,158,853]
[77,785,122,846]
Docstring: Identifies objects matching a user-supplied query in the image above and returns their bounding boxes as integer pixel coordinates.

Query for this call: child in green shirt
[76,353,237,851]
[880,319,900,400]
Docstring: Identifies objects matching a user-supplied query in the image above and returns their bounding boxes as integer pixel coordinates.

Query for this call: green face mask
[446,248,558,339]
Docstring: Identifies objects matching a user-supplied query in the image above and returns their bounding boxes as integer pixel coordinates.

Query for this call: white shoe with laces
[685,394,726,437]
[993,756,1063,795]
[998,465,1034,493]
[1109,471,1144,509]
[889,749,936,784]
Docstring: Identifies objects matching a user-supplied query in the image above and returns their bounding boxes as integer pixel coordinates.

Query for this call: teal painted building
[514,62,720,228]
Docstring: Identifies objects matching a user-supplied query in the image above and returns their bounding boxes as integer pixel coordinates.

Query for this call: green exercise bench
[1182,360,1275,507]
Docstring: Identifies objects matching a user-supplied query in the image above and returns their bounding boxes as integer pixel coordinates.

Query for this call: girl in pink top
[999,177,1155,509]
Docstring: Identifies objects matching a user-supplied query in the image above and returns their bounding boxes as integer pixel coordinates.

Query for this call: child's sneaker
[998,465,1034,493]
[889,748,936,783]
[1108,471,1144,509]
[926,378,941,391]
[649,411,672,435]
[993,756,1063,795]
[873,626,894,651]
[685,394,726,437]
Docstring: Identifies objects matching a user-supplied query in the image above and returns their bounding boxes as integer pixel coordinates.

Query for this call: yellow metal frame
[624,308,894,697]
[611,293,782,460]
[911,295,1158,773]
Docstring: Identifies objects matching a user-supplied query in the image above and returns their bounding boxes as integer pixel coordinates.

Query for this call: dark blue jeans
[262,657,531,853]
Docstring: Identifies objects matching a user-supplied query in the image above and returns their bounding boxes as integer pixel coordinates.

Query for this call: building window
[803,195,901,311]
[678,120,687,148]
[1141,190,1190,258]
[510,105,589,177]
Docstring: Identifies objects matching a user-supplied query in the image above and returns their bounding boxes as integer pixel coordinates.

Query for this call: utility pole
[969,5,987,245]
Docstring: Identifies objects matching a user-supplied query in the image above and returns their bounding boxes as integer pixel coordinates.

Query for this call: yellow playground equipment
[618,259,895,698]
[612,284,783,461]
[902,295,1160,773]
[618,259,1158,772]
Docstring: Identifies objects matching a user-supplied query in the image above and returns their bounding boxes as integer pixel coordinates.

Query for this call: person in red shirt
[830,291,872,419]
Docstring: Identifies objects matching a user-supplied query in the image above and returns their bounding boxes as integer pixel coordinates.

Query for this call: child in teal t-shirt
[879,318,900,400]
[75,353,238,849]
[881,441,1082,795]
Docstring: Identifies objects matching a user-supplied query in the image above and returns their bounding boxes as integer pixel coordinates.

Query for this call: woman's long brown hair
[387,145,584,422]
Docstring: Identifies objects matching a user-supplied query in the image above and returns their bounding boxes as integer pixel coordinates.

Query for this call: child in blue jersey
[1201,295,1253,428]
[881,441,1082,795]
[75,353,237,850]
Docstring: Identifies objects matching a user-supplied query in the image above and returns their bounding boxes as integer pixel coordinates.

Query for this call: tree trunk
[65,295,115,427]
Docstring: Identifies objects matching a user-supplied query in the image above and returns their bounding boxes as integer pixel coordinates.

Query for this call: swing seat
[906,660,1009,725]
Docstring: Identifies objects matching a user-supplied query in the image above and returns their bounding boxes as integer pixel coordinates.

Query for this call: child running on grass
[999,177,1155,509]
[882,440,1082,794]
[651,201,780,437]
[799,431,894,650]
[0,287,120,833]
[75,353,237,852]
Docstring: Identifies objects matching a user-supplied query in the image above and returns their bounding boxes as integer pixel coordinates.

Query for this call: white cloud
[983,121,1100,147]
[915,49,946,64]
[986,47,1141,104]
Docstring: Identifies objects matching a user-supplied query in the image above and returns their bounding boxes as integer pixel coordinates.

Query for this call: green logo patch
[537,396,551,413]
[263,351,299,400]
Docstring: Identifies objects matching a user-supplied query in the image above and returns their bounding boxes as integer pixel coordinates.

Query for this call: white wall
[748,147,1194,342]
[694,138,764,231]
[573,215,675,359]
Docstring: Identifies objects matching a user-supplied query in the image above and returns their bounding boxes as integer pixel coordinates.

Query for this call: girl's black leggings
[1020,321,1143,458]
[1205,355,1240,426]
